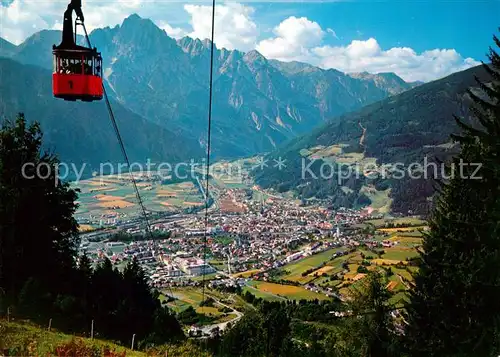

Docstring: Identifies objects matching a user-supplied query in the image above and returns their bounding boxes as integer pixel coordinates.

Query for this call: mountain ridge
[0,14,415,158]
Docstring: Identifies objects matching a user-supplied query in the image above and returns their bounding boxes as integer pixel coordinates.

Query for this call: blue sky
[265,1,498,62]
[0,0,498,81]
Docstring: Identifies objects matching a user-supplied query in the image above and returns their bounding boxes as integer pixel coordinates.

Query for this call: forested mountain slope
[254,64,490,214]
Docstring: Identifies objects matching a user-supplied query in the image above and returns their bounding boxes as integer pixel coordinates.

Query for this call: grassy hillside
[0,320,211,357]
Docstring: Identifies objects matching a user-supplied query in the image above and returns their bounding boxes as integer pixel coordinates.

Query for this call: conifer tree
[0,113,79,301]
[77,253,93,327]
[348,271,396,357]
[405,30,500,357]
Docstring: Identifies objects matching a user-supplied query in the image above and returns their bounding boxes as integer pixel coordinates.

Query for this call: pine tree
[90,258,123,338]
[0,113,79,302]
[347,271,396,357]
[405,30,500,357]
[77,253,93,327]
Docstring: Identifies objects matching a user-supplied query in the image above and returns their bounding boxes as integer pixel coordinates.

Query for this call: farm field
[387,235,423,244]
[245,281,329,301]
[281,248,342,282]
[378,226,427,233]
[275,225,423,300]
[393,267,413,281]
[389,291,409,306]
[165,288,202,309]
[308,266,334,276]
[73,175,205,222]
[243,284,286,302]
[162,288,236,325]
[382,247,420,261]
[190,272,221,282]
[372,259,408,266]
[364,217,427,228]
[208,157,258,188]
[233,269,261,278]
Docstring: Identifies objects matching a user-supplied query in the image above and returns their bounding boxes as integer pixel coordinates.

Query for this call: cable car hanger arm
[61,0,84,48]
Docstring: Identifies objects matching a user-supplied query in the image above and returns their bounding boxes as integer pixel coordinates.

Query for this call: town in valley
[75,159,426,336]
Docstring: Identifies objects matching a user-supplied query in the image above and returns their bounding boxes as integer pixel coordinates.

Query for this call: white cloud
[257,16,479,82]
[312,38,480,82]
[256,16,324,62]
[184,2,258,51]
[327,28,338,39]
[159,21,188,39]
[0,0,55,44]
[0,1,480,82]
[0,0,183,44]
[0,0,147,44]
[0,0,260,50]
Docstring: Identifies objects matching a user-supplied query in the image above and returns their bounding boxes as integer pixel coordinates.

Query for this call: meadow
[73,175,205,226]
[274,218,425,300]
[162,288,236,325]
[281,248,343,282]
[245,281,329,301]
[364,217,427,228]
[232,269,262,278]
[382,247,420,261]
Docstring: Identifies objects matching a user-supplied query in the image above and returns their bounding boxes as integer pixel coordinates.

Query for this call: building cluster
[174,256,216,276]
[78,185,378,293]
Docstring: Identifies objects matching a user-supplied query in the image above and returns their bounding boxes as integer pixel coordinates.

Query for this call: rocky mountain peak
[243,50,267,66]
[1,15,415,159]
[178,37,208,56]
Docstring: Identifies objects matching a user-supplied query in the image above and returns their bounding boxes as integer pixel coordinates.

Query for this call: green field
[165,288,205,312]
[208,157,257,189]
[245,281,329,301]
[389,291,409,306]
[281,248,342,282]
[73,176,205,221]
[364,217,426,228]
[163,288,236,325]
[359,185,392,213]
[243,284,287,302]
[190,272,221,282]
[382,248,420,261]
[393,267,414,281]
[1,320,211,357]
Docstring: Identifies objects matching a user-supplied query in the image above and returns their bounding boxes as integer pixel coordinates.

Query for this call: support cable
[201,0,217,308]
[80,22,152,240]
[80,22,180,311]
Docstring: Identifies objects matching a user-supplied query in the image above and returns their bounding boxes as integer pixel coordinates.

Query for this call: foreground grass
[0,320,211,357]
[0,320,145,357]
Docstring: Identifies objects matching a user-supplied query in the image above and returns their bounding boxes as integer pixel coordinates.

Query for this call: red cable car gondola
[52,0,103,102]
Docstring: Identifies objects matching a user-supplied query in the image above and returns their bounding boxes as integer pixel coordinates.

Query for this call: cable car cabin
[52,46,103,102]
